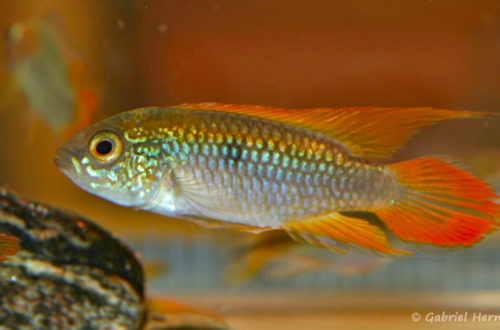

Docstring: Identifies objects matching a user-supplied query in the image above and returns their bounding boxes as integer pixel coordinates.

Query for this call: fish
[4,16,97,137]
[0,232,19,260]
[54,103,500,254]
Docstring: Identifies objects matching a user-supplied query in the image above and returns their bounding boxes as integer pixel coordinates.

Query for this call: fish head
[54,119,163,208]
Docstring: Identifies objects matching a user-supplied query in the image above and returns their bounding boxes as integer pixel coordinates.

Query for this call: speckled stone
[0,188,146,329]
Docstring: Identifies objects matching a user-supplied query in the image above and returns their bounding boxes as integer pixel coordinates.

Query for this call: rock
[0,188,145,329]
[0,188,231,330]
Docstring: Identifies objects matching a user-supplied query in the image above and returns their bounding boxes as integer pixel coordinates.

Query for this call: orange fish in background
[4,16,97,139]
[0,232,19,260]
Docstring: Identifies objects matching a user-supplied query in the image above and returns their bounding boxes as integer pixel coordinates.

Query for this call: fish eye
[89,131,122,163]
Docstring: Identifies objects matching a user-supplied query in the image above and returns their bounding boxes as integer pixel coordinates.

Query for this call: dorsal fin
[177,102,487,159]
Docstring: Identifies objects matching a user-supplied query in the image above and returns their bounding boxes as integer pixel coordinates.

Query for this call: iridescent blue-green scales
[116,108,396,227]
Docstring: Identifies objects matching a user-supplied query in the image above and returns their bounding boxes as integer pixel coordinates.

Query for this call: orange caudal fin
[375,157,499,247]
[0,232,19,260]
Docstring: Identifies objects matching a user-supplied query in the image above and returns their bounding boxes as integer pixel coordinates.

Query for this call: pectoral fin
[172,166,269,229]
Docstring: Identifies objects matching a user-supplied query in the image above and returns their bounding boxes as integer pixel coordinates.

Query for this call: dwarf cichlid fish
[54,103,499,254]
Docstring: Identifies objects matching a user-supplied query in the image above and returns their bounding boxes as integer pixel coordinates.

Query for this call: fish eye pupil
[96,140,113,155]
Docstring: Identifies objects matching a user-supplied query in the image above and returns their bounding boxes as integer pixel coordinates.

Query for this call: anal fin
[282,212,409,254]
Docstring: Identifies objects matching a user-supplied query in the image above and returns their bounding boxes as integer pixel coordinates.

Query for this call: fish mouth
[53,148,75,172]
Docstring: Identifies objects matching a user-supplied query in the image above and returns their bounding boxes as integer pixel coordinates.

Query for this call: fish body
[5,17,96,136]
[125,107,393,227]
[55,103,499,253]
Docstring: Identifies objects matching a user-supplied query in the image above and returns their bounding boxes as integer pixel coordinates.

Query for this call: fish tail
[374,157,499,247]
[0,233,19,260]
